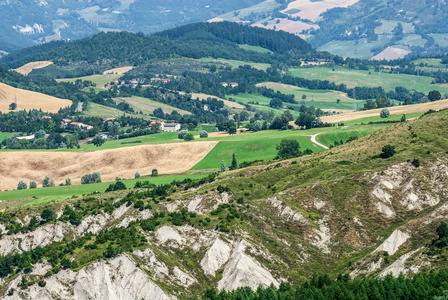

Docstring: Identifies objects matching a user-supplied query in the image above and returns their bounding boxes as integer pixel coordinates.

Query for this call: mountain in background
[0,0,264,55]
[3,0,448,61]
[212,0,448,60]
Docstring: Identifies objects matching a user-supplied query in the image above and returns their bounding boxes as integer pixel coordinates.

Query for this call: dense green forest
[0,22,321,78]
[154,21,313,55]
[202,269,448,299]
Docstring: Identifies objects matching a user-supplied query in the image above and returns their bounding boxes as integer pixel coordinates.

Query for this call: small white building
[163,123,181,132]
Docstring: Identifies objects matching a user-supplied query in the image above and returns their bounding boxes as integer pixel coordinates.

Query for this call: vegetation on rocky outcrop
[0,110,447,298]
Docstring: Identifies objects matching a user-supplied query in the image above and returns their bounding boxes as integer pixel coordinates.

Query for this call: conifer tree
[230,153,238,170]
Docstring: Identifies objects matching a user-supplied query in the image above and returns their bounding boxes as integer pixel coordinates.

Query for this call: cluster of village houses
[105,78,173,89]
[18,115,182,140]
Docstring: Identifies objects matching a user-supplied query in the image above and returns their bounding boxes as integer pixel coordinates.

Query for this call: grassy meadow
[256,82,365,110]
[316,124,391,147]
[115,96,191,116]
[238,44,273,54]
[288,65,448,94]
[0,133,13,142]
[191,134,321,170]
[0,173,209,208]
[57,73,122,89]
[199,57,271,71]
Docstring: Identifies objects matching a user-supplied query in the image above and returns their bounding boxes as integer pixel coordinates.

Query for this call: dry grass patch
[321,99,448,123]
[0,82,72,113]
[103,66,134,75]
[254,19,318,36]
[13,61,53,75]
[371,47,411,61]
[0,142,218,190]
[281,0,360,22]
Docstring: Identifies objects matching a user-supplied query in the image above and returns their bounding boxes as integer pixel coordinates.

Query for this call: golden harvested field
[0,82,72,113]
[0,142,218,190]
[103,66,134,75]
[371,46,411,61]
[13,61,53,75]
[281,0,359,22]
[321,99,448,123]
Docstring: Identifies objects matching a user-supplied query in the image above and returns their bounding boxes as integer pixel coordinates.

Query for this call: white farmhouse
[163,123,181,132]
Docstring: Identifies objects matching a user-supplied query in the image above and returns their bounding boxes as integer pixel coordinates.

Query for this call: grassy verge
[342,112,423,125]
[0,173,209,207]
[316,124,391,147]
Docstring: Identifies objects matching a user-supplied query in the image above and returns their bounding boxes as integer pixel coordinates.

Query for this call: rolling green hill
[0,109,447,298]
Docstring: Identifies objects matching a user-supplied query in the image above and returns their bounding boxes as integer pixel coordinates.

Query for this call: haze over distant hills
[0,0,264,54]
[1,0,448,60]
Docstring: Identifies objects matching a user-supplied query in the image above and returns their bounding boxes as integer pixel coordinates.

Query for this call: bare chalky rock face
[201,238,232,276]
[4,255,170,300]
[374,229,410,256]
[217,241,279,292]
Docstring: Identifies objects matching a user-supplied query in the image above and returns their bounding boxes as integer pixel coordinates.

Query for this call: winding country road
[309,132,329,150]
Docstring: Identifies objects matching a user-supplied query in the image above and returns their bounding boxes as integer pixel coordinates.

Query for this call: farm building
[148,121,165,131]
[163,123,181,132]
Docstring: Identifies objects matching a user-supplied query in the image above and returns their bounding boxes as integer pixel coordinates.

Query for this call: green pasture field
[217,0,280,21]
[191,128,338,170]
[57,73,122,89]
[316,124,391,147]
[0,133,13,142]
[70,131,196,152]
[82,103,121,118]
[0,173,209,207]
[413,58,445,68]
[199,58,271,71]
[429,34,448,47]
[317,36,393,59]
[115,96,191,116]
[256,82,365,110]
[227,93,302,116]
[288,65,448,95]
[198,124,218,132]
[398,34,427,47]
[341,112,423,125]
[374,20,414,35]
[82,102,154,120]
[238,44,273,54]
[228,93,271,105]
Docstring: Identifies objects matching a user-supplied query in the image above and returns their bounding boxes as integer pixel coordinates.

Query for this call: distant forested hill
[0,0,265,55]
[155,21,313,54]
[0,22,320,78]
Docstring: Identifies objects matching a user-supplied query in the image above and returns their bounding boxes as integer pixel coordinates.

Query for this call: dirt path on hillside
[309,132,329,150]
